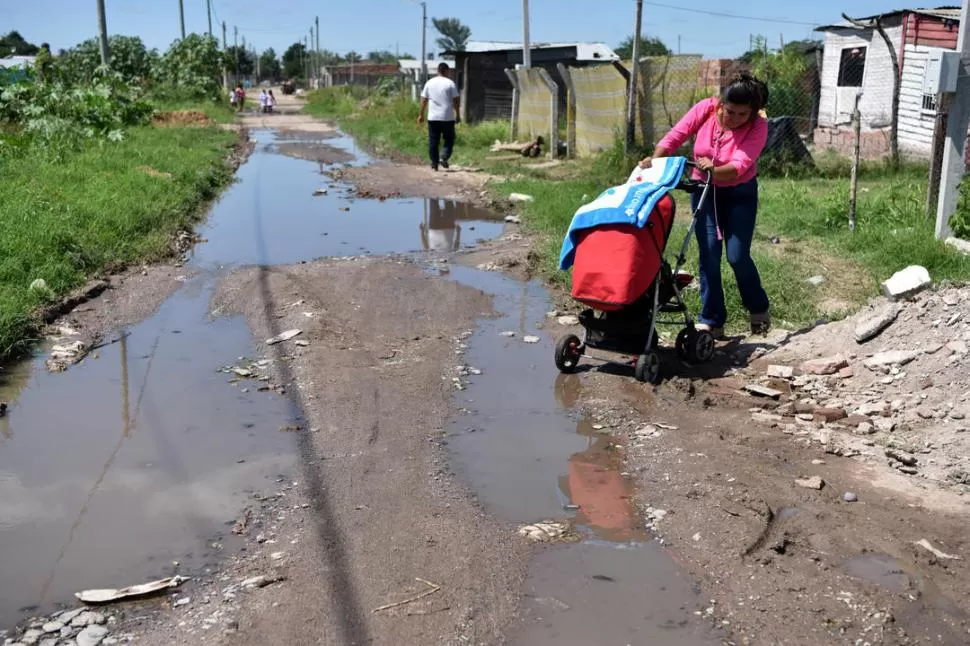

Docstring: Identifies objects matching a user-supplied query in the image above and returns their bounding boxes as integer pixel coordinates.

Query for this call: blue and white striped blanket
[558,156,686,271]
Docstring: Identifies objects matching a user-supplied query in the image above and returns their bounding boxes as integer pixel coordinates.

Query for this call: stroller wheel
[675,328,695,361]
[635,351,662,384]
[555,334,584,373]
[691,330,717,363]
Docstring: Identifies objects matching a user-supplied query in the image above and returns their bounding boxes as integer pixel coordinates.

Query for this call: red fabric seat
[570,194,675,311]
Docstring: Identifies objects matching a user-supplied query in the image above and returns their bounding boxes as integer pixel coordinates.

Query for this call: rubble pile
[745,274,970,489]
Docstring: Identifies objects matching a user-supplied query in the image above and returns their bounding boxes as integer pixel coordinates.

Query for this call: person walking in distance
[417,62,461,171]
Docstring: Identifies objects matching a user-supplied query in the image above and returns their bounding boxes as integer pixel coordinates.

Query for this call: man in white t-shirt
[417,62,461,171]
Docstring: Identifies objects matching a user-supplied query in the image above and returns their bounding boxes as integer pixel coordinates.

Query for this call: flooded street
[0,127,509,627]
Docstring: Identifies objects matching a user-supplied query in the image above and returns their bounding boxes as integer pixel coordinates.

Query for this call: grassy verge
[0,120,238,357]
[305,87,970,333]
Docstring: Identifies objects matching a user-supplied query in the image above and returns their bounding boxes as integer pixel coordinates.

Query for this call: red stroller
[554,161,715,384]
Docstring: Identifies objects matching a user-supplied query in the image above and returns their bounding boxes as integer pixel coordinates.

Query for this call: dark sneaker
[441,160,450,169]
[431,164,438,172]
[750,311,771,335]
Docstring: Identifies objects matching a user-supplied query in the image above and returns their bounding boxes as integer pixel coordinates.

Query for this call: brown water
[0,129,508,627]
[444,266,717,645]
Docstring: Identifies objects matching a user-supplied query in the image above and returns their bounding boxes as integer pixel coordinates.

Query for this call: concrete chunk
[795,476,825,490]
[864,350,920,369]
[744,384,784,399]
[945,236,970,255]
[766,364,794,379]
[881,265,930,301]
[854,303,903,343]
[799,354,848,376]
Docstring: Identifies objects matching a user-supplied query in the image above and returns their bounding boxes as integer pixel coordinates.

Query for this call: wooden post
[927,93,950,218]
[935,0,970,240]
[557,63,576,158]
[849,92,862,233]
[537,67,559,158]
[460,55,469,124]
[505,68,521,141]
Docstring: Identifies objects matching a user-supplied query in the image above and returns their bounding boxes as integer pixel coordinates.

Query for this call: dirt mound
[153,110,213,127]
[742,281,970,499]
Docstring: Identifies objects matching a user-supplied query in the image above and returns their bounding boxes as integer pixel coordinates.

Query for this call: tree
[282,42,307,79]
[226,45,255,77]
[367,50,398,64]
[345,51,362,63]
[319,50,344,66]
[259,48,282,82]
[432,17,471,53]
[615,35,670,60]
[0,31,40,56]
[153,34,223,99]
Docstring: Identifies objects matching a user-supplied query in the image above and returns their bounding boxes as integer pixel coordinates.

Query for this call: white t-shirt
[421,76,459,122]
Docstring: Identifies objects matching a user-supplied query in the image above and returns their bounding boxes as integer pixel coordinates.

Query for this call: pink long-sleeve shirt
[657,98,768,187]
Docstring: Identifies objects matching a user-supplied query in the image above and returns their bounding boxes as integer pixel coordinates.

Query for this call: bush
[151,34,224,101]
[57,36,157,85]
[0,69,153,151]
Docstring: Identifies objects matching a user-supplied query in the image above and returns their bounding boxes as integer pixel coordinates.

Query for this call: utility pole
[315,16,321,87]
[420,1,428,86]
[935,0,970,240]
[221,21,228,90]
[178,0,185,39]
[255,44,260,83]
[96,0,110,66]
[625,0,644,153]
[309,27,315,87]
[522,0,531,68]
[233,26,238,85]
[206,0,213,37]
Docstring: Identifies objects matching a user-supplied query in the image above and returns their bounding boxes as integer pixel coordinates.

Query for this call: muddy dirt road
[2,92,969,646]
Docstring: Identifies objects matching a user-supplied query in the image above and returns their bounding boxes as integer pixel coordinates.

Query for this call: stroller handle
[677,160,713,193]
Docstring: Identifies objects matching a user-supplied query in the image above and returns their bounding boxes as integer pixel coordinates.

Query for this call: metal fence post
[557,63,576,158]
[505,68,521,141]
[537,68,559,158]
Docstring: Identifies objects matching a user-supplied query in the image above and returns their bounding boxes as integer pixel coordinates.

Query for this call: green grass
[304,87,970,333]
[0,123,238,357]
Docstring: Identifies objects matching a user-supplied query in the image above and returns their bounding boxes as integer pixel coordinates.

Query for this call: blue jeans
[428,120,455,168]
[691,178,769,328]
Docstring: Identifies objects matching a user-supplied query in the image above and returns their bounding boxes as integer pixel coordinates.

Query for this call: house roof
[444,41,619,61]
[815,6,961,31]
[0,55,36,69]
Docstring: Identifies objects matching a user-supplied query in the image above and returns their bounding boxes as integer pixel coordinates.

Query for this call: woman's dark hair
[722,72,769,113]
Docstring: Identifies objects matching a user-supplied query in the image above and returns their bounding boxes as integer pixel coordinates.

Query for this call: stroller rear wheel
[634,351,662,384]
[676,327,716,364]
[555,334,584,373]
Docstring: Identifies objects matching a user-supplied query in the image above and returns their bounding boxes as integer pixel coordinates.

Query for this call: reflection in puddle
[191,130,507,268]
[444,266,714,645]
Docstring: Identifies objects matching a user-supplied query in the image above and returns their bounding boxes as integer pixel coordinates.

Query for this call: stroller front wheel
[691,330,717,363]
[635,351,662,384]
[555,334,584,373]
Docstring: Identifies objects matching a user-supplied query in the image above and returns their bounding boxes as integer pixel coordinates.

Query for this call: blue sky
[8,0,911,59]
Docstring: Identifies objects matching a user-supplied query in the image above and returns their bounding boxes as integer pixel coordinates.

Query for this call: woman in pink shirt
[639,72,770,338]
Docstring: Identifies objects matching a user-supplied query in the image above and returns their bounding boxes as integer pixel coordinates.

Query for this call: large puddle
[0,129,507,626]
[444,266,716,645]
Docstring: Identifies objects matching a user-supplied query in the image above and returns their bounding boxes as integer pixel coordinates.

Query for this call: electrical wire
[644,2,819,27]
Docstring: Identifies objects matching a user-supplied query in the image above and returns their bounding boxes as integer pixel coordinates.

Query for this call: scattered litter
[915,538,961,560]
[557,315,579,326]
[794,476,824,490]
[744,384,783,400]
[29,278,54,299]
[692,532,702,541]
[312,188,328,196]
[373,578,441,613]
[523,335,540,344]
[173,597,191,607]
[294,340,310,347]
[504,215,522,224]
[500,331,516,337]
[46,341,88,372]
[843,492,858,503]
[241,574,286,589]
[806,275,826,286]
[76,575,187,604]
[518,521,569,542]
[509,193,534,203]
[266,329,302,345]
[654,422,678,430]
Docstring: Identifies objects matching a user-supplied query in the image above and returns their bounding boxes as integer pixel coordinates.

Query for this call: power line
[643,2,819,27]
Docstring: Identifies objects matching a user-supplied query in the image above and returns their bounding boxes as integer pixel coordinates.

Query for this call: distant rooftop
[445,41,619,62]
[0,55,36,69]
